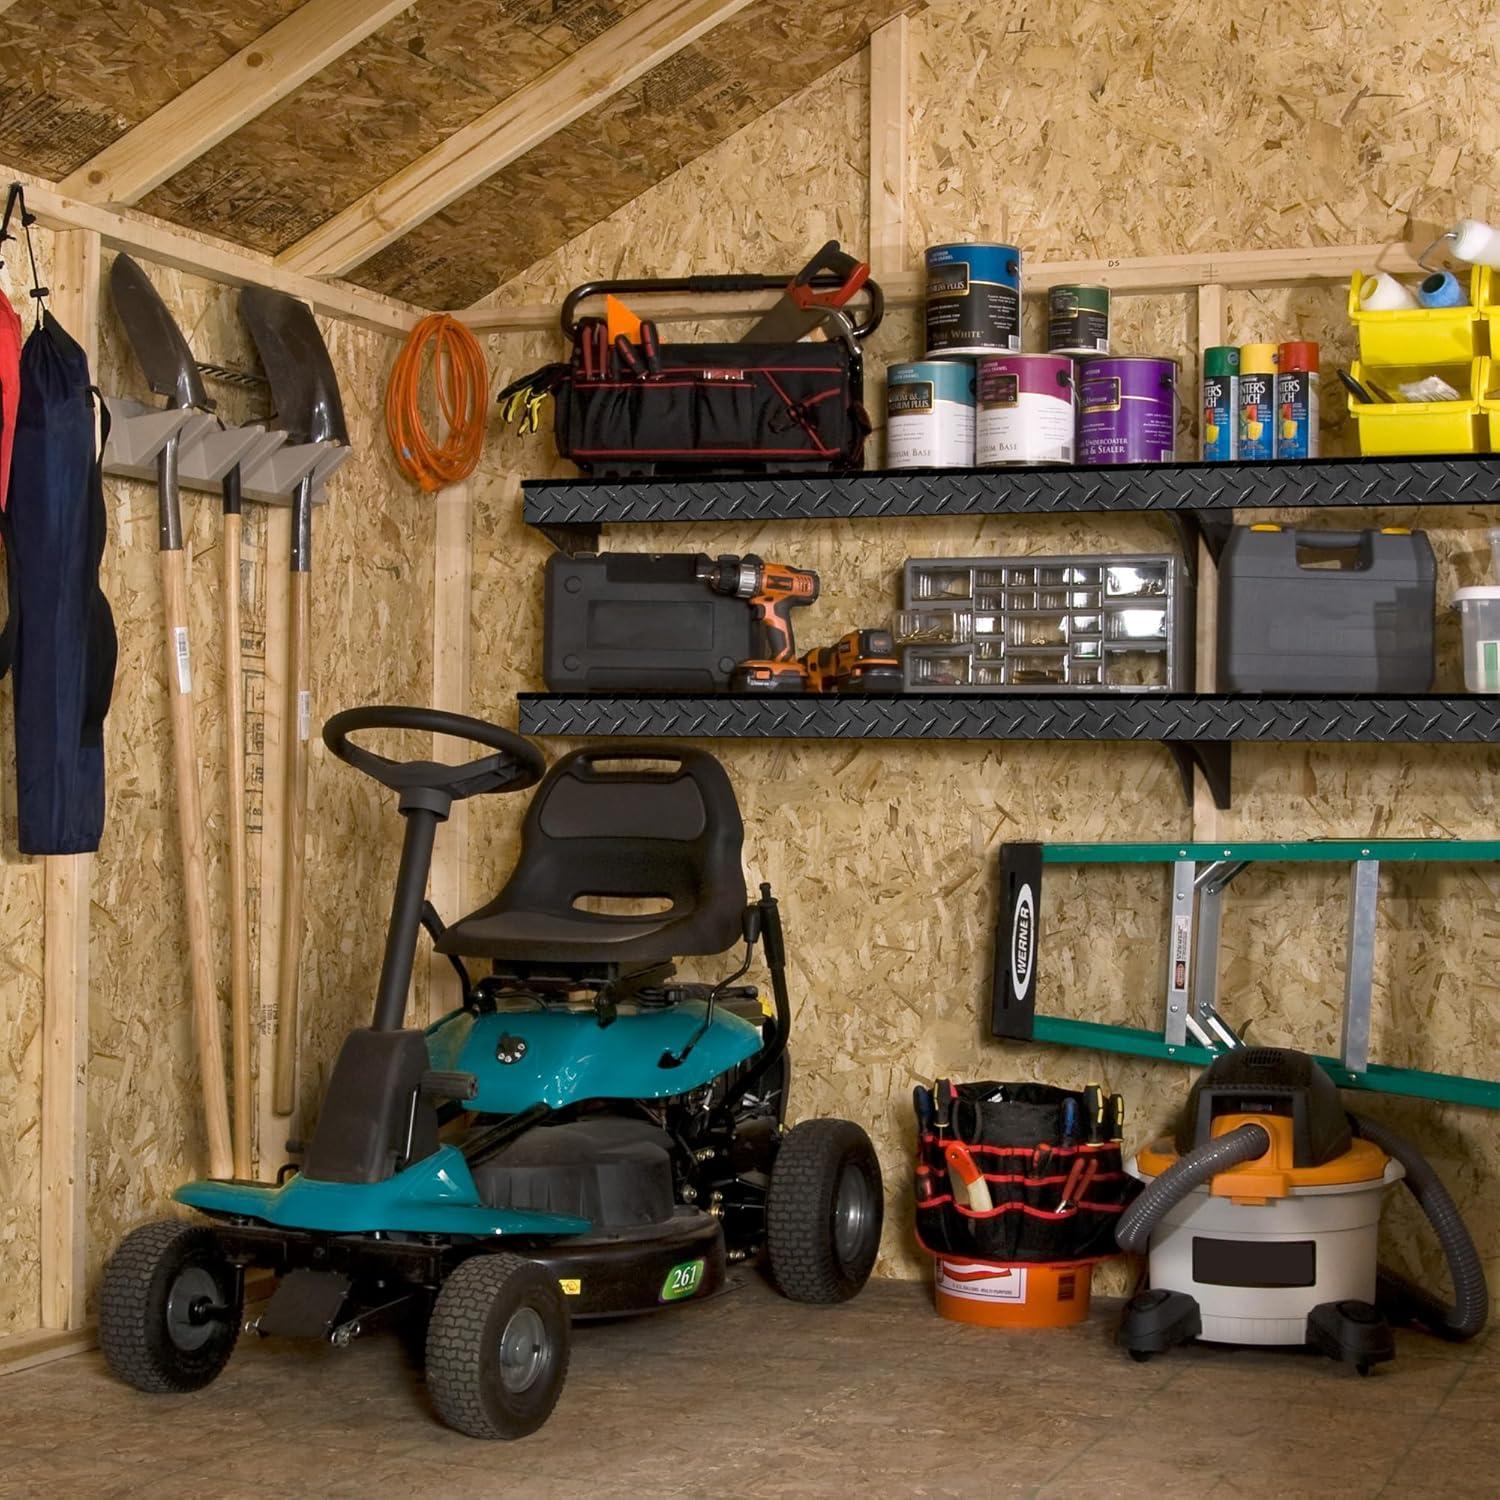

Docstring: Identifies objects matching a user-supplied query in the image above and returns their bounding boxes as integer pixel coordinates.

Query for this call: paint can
[1047,285,1110,355]
[975,354,1075,466]
[1201,346,1239,462]
[925,243,1022,357]
[1076,356,1179,465]
[885,360,976,469]
[1237,343,1279,461]
[1275,341,1320,459]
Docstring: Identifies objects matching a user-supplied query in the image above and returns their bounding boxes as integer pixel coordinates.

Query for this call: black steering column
[296,707,545,1187]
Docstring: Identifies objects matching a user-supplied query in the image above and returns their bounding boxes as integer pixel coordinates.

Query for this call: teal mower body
[99,708,884,1441]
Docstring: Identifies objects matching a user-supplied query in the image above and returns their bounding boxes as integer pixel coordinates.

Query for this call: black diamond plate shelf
[523,455,1500,555]
[518,693,1500,810]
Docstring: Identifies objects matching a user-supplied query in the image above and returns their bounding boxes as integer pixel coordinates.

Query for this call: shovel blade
[240,286,349,448]
[109,253,211,412]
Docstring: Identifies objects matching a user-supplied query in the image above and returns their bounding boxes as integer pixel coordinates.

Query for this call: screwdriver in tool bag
[1103,1092,1125,1142]
[639,321,662,376]
[913,1084,935,1137]
[614,333,647,378]
[935,1078,955,1139]
[1082,1083,1104,1143]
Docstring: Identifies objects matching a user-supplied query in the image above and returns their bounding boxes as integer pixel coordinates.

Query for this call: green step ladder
[991,839,1500,1110]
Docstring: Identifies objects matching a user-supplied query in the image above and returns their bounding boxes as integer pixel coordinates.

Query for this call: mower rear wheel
[426,1254,570,1440]
[765,1119,884,1303]
[100,1220,242,1393]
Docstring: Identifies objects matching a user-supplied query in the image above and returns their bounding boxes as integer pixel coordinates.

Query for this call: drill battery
[801,630,902,695]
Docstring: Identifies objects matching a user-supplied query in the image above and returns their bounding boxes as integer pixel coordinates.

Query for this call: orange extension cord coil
[385,313,489,491]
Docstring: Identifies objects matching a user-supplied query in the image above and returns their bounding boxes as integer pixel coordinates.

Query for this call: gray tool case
[897,553,1193,692]
[543,552,754,692]
[1216,525,1435,692]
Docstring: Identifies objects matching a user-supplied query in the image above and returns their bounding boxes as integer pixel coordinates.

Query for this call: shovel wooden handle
[272,567,310,1116]
[161,547,233,1180]
[223,511,253,1177]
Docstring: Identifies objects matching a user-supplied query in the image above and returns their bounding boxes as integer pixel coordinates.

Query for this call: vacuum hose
[1115,1123,1270,1255]
[1349,1112,1488,1341]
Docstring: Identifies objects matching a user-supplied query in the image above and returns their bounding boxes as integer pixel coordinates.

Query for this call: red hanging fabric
[0,292,21,511]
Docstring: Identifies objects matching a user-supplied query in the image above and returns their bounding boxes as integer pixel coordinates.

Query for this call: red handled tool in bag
[497,250,882,478]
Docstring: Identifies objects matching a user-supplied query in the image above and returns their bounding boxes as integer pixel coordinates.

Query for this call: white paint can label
[886,360,975,468]
[976,355,1075,465]
[937,1259,1028,1303]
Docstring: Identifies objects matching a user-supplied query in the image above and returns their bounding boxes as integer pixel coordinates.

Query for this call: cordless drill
[696,553,820,692]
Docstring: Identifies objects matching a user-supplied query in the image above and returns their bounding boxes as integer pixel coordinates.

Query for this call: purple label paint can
[1076,356,1179,465]
[975,355,1075,465]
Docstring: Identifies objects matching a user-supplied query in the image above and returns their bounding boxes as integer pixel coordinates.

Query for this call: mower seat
[435,745,745,967]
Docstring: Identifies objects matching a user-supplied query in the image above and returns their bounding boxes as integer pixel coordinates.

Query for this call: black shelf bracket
[537,520,601,555]
[1166,739,1233,809]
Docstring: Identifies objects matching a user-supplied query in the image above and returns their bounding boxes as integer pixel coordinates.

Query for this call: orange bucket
[933,1257,1093,1328]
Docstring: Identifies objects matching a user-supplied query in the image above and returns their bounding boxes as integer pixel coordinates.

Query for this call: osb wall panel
[0,247,53,1335]
[0,233,425,1316]
[353,0,914,306]
[140,0,654,254]
[0,1,300,180]
[471,0,1500,1295]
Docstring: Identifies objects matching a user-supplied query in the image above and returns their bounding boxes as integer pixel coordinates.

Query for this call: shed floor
[4,1275,1496,1498]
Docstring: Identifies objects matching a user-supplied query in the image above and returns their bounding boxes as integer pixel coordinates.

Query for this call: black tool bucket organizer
[914,1083,1138,1264]
[540,274,881,477]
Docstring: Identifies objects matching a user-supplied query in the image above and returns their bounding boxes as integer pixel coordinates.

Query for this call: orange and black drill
[696,553,820,692]
[801,629,903,694]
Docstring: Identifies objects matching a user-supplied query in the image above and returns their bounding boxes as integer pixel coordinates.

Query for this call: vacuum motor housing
[1129,1048,1401,1348]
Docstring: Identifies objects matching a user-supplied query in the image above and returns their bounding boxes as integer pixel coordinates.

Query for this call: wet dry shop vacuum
[1116,1048,1486,1372]
[98,709,884,1439]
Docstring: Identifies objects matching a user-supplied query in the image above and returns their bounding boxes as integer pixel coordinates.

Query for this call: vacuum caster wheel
[100,1220,243,1393]
[1128,1350,1153,1364]
[426,1254,570,1440]
[765,1119,884,1304]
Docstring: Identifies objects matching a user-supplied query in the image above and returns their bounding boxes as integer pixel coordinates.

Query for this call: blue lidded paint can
[925,243,1022,357]
[886,360,976,469]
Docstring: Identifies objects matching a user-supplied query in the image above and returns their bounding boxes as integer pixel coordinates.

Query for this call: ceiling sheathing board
[351,0,912,307]
[139,0,657,255]
[0,0,301,179]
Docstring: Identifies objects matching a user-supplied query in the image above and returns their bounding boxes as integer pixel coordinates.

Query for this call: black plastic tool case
[543,552,753,692]
[1217,526,1435,692]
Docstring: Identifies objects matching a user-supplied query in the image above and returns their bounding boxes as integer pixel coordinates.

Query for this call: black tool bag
[503,273,881,477]
[914,1082,1138,1264]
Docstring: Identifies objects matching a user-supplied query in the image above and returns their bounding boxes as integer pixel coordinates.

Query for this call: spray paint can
[885,360,975,469]
[1275,342,1320,459]
[925,243,1022,357]
[1201,346,1239,462]
[975,354,1075,465]
[1047,285,1110,355]
[1237,343,1279,461]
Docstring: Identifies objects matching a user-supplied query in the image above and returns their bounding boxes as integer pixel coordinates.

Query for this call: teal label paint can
[1201,346,1239,462]
[925,243,1022,357]
[886,359,975,468]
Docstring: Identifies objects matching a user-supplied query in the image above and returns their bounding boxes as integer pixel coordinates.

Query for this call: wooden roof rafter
[278,0,756,279]
[58,0,418,207]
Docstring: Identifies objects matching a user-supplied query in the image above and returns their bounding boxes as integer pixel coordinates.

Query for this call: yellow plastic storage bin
[1347,357,1488,456]
[1480,270,1500,374]
[1347,267,1489,367]
[1478,360,1500,450]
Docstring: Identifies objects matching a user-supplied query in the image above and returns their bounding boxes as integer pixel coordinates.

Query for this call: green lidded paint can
[1047,285,1110,356]
[1202,346,1239,462]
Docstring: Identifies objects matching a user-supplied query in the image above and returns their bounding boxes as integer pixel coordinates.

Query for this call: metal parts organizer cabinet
[991,839,1500,1111]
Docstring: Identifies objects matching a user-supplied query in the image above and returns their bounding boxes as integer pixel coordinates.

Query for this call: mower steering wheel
[323,705,546,803]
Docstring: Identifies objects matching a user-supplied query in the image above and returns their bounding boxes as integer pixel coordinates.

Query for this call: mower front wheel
[99,1219,243,1393]
[765,1118,884,1303]
[425,1254,570,1440]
